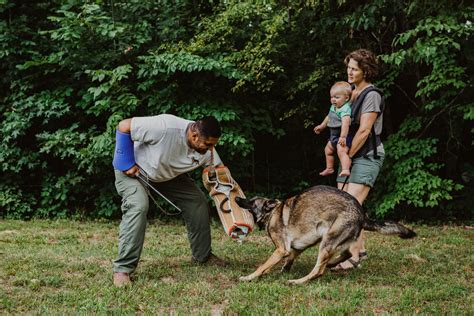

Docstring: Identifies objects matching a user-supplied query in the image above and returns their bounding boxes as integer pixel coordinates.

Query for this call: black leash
[341,175,349,191]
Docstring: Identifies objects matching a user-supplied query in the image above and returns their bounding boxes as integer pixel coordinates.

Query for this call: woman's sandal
[359,251,368,261]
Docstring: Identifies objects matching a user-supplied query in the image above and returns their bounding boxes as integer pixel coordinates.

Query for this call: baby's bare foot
[319,168,334,176]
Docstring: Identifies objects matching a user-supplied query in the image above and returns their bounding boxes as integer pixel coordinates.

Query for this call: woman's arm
[348,112,377,157]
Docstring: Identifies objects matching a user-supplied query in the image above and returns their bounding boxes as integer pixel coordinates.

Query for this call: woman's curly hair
[344,49,379,82]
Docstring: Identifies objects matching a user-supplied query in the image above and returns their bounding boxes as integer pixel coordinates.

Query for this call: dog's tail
[363,217,416,239]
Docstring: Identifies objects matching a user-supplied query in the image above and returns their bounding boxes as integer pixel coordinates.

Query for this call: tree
[1,0,472,220]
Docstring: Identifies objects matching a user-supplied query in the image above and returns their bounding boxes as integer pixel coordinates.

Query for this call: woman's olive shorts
[336,153,385,187]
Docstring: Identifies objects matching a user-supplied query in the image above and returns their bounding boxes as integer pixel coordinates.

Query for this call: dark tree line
[0,0,472,220]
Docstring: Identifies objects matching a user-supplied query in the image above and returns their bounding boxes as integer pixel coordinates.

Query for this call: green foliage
[370,4,472,216]
[137,52,242,79]
[371,118,463,217]
[0,0,472,219]
[382,13,471,99]
[186,2,288,92]
[0,187,33,219]
[38,173,85,218]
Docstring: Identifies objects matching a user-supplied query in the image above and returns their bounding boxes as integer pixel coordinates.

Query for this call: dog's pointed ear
[264,199,280,211]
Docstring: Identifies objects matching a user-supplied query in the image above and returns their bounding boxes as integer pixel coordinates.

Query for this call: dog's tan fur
[236,185,416,285]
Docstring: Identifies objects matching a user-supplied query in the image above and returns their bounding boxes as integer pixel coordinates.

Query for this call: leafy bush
[0,0,471,219]
[369,118,463,217]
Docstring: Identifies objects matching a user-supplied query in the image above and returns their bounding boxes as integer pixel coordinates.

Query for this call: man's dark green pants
[113,170,212,273]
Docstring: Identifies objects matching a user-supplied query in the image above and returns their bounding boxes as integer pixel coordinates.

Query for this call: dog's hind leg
[326,248,352,268]
[287,246,335,285]
[281,249,303,273]
[239,248,289,282]
[287,231,352,285]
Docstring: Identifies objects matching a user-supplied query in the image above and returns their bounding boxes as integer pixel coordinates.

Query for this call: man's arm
[113,118,139,176]
[118,118,132,133]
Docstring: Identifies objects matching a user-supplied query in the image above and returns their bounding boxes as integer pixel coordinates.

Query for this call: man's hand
[124,165,139,177]
[314,124,324,134]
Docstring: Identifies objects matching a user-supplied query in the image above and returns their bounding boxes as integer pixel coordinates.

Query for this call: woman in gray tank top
[332,49,385,271]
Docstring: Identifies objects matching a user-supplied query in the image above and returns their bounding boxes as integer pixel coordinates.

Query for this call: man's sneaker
[113,272,131,287]
[191,253,229,267]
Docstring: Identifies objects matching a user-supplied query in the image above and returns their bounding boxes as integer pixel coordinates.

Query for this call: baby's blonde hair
[330,81,352,98]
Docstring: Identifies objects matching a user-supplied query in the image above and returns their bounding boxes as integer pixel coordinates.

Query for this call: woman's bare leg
[335,182,371,269]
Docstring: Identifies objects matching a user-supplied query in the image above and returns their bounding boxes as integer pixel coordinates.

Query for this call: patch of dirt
[0,230,19,236]
[210,299,229,316]
[160,276,177,284]
[205,272,235,290]
[405,254,427,262]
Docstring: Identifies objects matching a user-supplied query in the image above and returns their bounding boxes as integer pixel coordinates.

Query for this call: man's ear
[190,130,199,141]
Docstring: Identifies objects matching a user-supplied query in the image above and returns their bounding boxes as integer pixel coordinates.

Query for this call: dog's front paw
[239,275,256,282]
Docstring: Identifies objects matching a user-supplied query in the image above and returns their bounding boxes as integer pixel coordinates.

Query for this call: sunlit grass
[1,219,472,314]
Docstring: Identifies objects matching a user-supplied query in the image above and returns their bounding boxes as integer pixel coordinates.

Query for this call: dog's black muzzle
[235,197,265,230]
[235,196,251,209]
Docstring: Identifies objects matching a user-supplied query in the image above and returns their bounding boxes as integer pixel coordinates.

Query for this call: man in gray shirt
[112,114,228,287]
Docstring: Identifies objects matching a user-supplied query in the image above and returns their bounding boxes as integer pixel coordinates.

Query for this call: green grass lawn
[0,219,472,314]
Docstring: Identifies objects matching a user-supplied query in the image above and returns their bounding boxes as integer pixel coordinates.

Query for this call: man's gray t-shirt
[131,114,222,182]
[353,86,385,155]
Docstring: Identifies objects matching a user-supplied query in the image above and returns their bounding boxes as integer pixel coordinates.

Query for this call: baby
[314,81,352,177]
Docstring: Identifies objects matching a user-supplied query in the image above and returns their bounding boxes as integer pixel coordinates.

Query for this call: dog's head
[235,196,281,230]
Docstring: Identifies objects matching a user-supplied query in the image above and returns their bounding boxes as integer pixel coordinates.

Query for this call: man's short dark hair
[195,116,221,139]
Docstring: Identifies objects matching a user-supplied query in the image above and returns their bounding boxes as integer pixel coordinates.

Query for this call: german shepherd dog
[235,185,416,285]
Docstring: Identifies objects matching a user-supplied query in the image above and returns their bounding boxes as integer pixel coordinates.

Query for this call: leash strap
[341,175,349,191]
[135,171,183,216]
